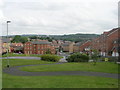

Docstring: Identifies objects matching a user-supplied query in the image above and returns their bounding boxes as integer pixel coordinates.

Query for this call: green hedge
[41,54,61,62]
[66,53,89,62]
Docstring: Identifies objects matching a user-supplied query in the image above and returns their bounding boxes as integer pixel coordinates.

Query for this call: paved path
[1,57,41,60]
[59,56,68,63]
[3,63,119,79]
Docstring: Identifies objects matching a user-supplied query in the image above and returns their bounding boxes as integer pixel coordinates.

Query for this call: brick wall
[24,41,56,54]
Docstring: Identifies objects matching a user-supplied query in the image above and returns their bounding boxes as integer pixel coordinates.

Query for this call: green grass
[2,59,54,68]
[3,73,118,88]
[2,53,41,57]
[2,58,119,88]
[20,62,119,74]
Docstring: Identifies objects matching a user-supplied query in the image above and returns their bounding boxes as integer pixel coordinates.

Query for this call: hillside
[50,34,99,42]
[2,33,100,43]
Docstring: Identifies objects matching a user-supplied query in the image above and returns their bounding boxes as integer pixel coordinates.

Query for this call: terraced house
[1,38,11,54]
[62,41,75,53]
[76,28,120,57]
[91,28,120,56]
[24,41,56,54]
[10,43,23,53]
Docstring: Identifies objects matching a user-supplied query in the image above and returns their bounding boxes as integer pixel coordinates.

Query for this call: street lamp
[7,21,11,68]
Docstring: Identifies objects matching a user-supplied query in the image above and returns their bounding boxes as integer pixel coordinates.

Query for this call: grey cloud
[2,0,118,35]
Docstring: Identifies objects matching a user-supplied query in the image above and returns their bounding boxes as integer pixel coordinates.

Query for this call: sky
[0,0,119,36]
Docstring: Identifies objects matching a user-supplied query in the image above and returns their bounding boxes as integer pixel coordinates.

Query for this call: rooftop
[32,41,51,45]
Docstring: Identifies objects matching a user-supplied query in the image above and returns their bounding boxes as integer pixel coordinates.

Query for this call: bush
[41,54,61,62]
[66,53,89,62]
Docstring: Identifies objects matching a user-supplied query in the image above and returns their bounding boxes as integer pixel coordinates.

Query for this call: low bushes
[66,53,89,62]
[41,54,61,62]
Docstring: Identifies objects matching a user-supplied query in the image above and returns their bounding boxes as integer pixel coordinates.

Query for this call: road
[1,57,41,60]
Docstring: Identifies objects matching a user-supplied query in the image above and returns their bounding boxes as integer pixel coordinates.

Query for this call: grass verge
[2,59,54,68]
[2,73,118,88]
[20,62,119,74]
[2,59,119,88]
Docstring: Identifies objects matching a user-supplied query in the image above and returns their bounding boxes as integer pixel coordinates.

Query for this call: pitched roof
[62,42,70,46]
[32,41,51,44]
[2,38,10,43]
[74,42,81,46]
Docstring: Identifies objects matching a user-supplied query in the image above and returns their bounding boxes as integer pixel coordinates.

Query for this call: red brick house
[91,28,120,56]
[24,41,56,54]
[10,43,23,53]
[80,40,92,52]
[79,28,119,57]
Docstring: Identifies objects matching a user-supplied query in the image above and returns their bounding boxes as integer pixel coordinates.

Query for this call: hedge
[41,54,61,62]
[66,53,89,62]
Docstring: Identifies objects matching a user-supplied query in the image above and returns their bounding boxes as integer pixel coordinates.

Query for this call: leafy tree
[20,37,28,43]
[29,36,38,39]
[11,35,21,43]
[91,50,99,65]
[11,35,28,43]
[45,49,52,54]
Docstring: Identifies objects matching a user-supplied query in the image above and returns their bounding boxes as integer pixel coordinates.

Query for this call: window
[114,41,117,44]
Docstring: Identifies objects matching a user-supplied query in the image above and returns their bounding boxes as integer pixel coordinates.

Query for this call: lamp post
[7,21,11,68]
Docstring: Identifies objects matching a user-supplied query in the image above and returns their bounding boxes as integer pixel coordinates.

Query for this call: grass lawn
[2,59,119,88]
[2,59,54,68]
[2,73,118,88]
[20,62,119,74]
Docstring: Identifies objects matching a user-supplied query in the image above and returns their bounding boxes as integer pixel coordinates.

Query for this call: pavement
[1,57,41,60]
[59,56,68,63]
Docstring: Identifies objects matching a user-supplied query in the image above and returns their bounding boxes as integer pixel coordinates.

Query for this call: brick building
[79,40,92,52]
[73,42,81,53]
[62,41,75,53]
[24,41,56,54]
[1,38,11,53]
[91,28,120,56]
[10,43,23,53]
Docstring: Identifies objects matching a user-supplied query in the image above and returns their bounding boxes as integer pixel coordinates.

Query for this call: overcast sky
[0,0,119,36]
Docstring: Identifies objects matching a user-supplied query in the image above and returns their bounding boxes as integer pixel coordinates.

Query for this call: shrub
[45,49,52,54]
[90,50,99,65]
[41,54,61,62]
[66,53,89,62]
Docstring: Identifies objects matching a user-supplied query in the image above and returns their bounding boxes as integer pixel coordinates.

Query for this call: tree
[11,35,28,43]
[20,37,28,43]
[29,36,38,39]
[45,49,52,54]
[11,35,21,43]
[91,50,99,65]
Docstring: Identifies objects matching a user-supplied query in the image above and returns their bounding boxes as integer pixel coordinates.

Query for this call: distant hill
[50,33,100,42]
[2,33,100,42]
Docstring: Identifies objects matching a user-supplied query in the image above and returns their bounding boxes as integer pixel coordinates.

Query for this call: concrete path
[1,57,41,60]
[59,56,68,63]
[3,63,119,79]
